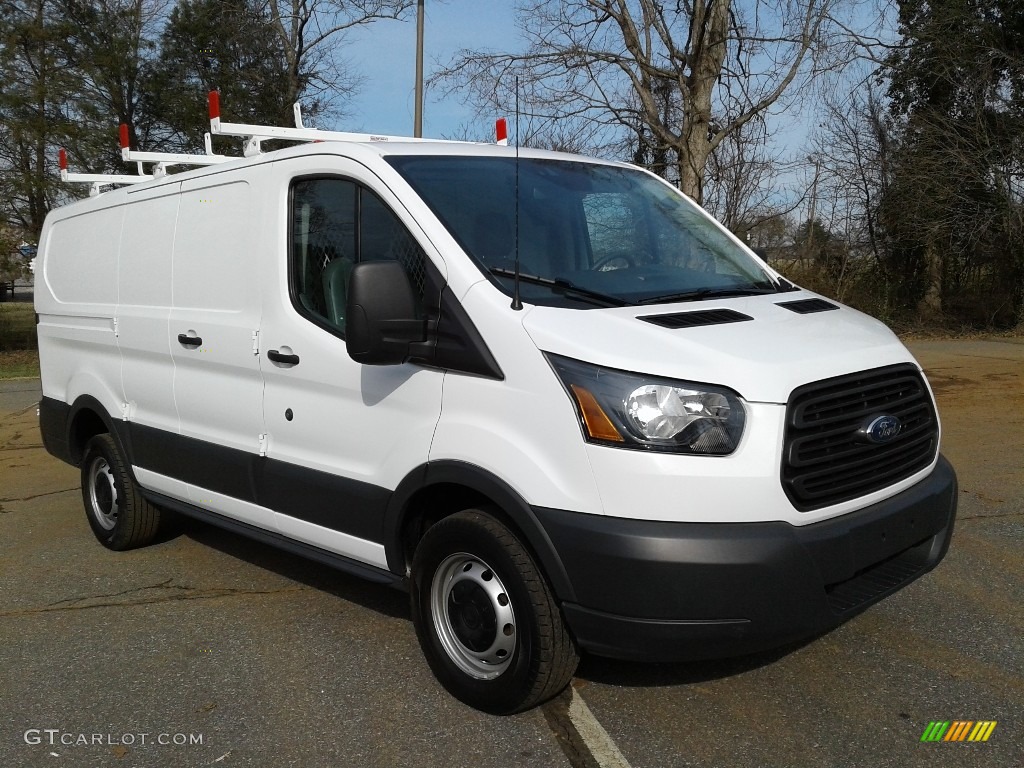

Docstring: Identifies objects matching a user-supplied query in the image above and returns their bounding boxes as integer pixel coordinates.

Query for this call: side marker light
[570,385,624,442]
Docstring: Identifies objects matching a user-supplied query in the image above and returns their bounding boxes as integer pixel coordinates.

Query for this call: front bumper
[536,455,957,661]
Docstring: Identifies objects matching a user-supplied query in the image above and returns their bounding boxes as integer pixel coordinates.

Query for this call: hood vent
[777,298,839,314]
[638,308,753,329]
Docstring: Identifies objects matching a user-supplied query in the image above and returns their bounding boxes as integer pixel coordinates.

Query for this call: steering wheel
[592,253,636,271]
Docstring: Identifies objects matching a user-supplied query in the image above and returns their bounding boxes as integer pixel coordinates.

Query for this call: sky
[299,0,893,224]
[338,1,520,139]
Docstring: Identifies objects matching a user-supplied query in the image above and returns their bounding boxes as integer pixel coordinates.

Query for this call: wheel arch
[66,395,128,467]
[385,461,577,604]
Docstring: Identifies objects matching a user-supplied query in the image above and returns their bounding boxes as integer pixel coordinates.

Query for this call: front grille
[782,365,938,510]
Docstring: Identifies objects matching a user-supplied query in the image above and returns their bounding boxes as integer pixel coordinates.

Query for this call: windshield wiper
[638,286,780,305]
[489,268,630,307]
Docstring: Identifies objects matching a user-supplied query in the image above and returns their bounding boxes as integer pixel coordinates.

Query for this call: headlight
[546,354,746,454]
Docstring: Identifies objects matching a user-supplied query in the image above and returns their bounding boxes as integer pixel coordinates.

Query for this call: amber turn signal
[569,385,625,442]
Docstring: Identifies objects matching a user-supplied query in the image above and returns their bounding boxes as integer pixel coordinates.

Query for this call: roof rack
[58,95,512,196]
[207,91,467,157]
[118,124,229,176]
[59,122,237,196]
[58,148,152,197]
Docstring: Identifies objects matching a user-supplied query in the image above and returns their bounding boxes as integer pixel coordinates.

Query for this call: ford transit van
[37,125,957,713]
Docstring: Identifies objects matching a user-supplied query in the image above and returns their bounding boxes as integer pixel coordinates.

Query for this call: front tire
[410,510,578,714]
[81,433,161,550]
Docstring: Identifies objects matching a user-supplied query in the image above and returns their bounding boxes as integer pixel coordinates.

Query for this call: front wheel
[410,510,578,714]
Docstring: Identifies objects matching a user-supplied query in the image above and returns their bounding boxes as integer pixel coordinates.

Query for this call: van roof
[272,138,627,166]
[50,139,632,215]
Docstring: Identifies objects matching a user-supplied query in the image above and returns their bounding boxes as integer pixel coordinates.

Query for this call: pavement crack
[959,510,1024,521]
[1,400,40,419]
[43,578,179,608]
[0,487,78,503]
[0,579,307,617]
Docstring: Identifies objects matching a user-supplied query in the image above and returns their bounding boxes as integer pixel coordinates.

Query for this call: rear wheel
[410,510,578,714]
[81,433,160,550]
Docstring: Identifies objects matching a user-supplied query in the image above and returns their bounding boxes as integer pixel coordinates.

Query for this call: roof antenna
[511,75,523,311]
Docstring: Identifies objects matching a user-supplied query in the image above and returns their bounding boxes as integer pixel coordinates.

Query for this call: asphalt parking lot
[1,338,1022,767]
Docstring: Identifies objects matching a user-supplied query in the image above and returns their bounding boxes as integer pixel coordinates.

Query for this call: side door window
[291,177,427,335]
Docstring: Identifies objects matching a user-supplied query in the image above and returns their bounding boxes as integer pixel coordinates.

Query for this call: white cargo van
[36,111,957,713]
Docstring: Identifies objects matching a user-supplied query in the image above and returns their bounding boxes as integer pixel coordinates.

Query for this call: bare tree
[813,86,894,266]
[265,0,415,121]
[702,115,796,235]
[435,0,850,204]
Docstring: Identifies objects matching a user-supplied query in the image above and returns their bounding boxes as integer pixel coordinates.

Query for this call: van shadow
[574,634,827,688]
[166,515,411,621]
[160,516,825,689]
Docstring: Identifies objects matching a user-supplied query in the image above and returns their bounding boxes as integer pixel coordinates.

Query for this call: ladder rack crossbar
[121,148,228,166]
[206,92,480,152]
[119,125,229,166]
[210,118,464,146]
[62,171,152,184]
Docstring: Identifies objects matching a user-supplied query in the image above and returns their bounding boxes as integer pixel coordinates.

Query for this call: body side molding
[144,490,401,586]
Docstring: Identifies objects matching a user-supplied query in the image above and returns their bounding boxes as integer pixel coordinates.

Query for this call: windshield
[387,155,780,307]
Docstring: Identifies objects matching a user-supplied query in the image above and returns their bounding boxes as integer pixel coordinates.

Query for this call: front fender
[385,460,578,604]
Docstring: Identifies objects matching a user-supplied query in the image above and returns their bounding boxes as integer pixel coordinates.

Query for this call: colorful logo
[920,721,997,742]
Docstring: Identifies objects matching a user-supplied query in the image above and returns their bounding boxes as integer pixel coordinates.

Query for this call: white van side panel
[118,184,181,436]
[260,155,445,495]
[167,172,268,518]
[170,175,265,457]
[43,205,123,307]
[428,284,604,514]
[37,204,125,412]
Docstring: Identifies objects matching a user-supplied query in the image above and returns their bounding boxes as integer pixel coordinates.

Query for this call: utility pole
[414,0,424,137]
[806,154,821,260]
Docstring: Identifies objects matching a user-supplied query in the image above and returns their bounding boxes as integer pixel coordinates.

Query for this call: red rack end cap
[496,118,508,144]
[208,91,220,119]
[58,148,68,170]
[119,123,130,149]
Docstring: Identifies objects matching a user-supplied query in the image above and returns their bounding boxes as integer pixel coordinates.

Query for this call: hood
[521,292,915,404]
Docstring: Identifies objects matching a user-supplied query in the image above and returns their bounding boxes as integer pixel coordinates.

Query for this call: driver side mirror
[345,261,426,365]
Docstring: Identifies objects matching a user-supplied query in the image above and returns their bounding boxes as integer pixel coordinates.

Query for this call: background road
[1,338,1021,767]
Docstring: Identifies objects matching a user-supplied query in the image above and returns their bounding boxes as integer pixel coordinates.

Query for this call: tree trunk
[917,245,943,317]
[677,0,729,203]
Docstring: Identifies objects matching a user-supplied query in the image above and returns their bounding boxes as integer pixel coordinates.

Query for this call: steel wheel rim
[431,553,516,680]
[87,456,119,531]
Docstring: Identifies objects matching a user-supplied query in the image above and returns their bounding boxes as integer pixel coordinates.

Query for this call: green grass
[0,302,37,352]
[0,349,39,379]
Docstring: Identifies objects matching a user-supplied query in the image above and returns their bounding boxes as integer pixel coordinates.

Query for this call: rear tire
[81,433,160,550]
[410,510,578,714]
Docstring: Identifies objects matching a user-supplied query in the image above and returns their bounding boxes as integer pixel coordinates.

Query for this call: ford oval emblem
[858,414,902,444]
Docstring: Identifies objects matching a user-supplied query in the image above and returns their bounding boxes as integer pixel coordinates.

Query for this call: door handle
[177,333,203,347]
[267,349,300,365]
